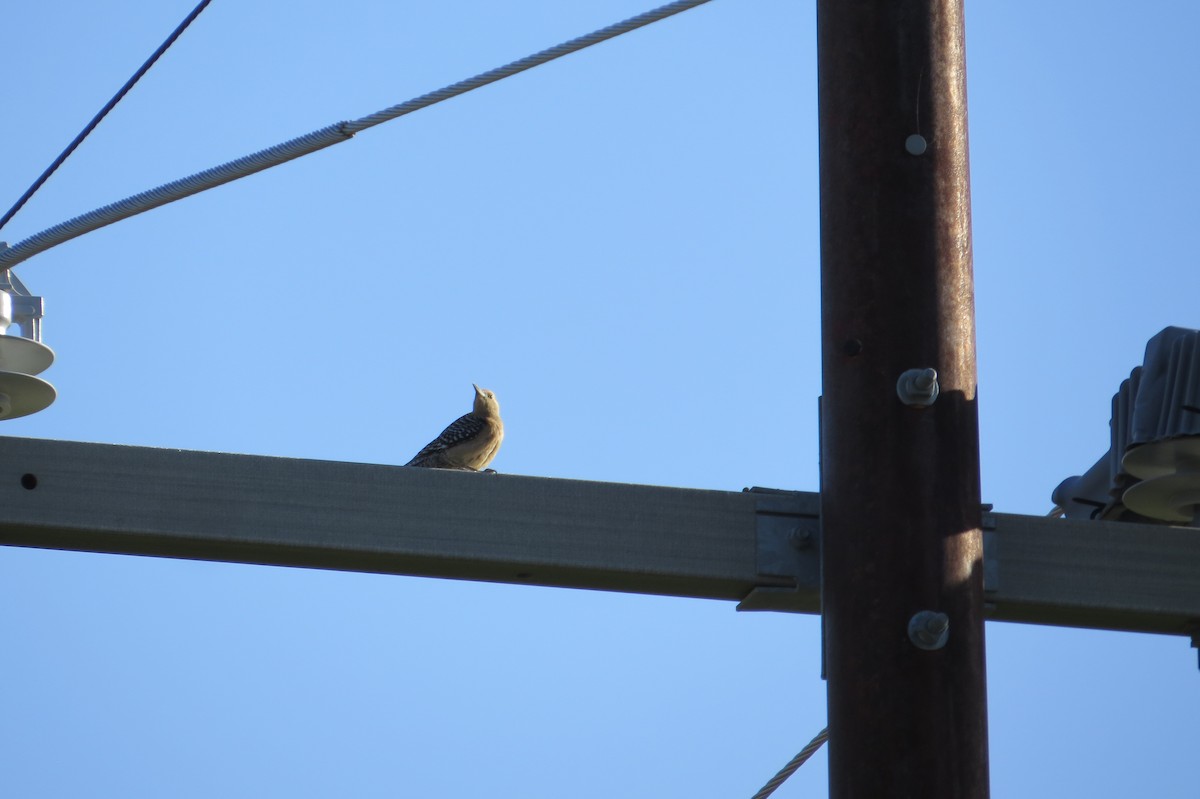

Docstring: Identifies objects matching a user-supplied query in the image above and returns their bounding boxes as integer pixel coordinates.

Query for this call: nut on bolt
[789,526,814,549]
[897,368,940,407]
[908,610,950,650]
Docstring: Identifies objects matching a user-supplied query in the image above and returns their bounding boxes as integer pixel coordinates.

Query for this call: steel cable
[749,726,830,799]
[0,0,215,233]
[0,0,712,270]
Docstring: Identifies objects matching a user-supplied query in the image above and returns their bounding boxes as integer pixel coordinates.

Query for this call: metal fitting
[897,368,939,407]
[0,269,46,341]
[908,610,950,650]
[905,134,928,155]
[789,526,814,550]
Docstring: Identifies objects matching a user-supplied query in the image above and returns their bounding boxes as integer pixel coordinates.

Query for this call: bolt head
[789,527,814,549]
[905,134,928,155]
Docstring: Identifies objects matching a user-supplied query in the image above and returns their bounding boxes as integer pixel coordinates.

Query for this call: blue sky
[1,1,1197,796]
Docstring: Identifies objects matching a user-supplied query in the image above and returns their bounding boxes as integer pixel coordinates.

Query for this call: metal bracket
[0,265,45,341]
[983,507,999,602]
[738,496,998,614]
[736,487,821,612]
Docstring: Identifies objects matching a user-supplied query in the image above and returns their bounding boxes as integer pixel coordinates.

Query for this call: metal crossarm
[0,436,1197,637]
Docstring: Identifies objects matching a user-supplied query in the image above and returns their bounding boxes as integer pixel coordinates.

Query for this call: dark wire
[0,0,214,234]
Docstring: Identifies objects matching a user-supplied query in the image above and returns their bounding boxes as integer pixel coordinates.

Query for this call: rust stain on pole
[817,0,989,796]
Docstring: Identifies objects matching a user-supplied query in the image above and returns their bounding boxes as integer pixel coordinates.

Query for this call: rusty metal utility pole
[817,0,989,797]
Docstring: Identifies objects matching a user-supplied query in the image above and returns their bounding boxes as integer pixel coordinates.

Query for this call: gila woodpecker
[405,384,504,470]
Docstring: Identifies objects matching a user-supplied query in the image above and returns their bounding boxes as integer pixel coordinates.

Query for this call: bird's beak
[473,383,482,395]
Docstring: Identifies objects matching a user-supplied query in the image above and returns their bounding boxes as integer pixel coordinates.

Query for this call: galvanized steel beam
[0,437,1197,640]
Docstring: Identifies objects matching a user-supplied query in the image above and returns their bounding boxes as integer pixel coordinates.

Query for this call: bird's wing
[406,413,486,464]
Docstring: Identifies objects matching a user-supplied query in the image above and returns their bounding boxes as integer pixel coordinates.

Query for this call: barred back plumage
[406,384,503,471]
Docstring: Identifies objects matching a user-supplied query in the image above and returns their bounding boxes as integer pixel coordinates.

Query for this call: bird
[405,384,504,471]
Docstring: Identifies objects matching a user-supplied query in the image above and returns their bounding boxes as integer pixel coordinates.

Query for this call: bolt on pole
[816,0,989,796]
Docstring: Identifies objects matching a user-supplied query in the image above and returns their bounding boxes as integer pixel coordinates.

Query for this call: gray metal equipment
[1053,326,1200,525]
[0,267,54,420]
